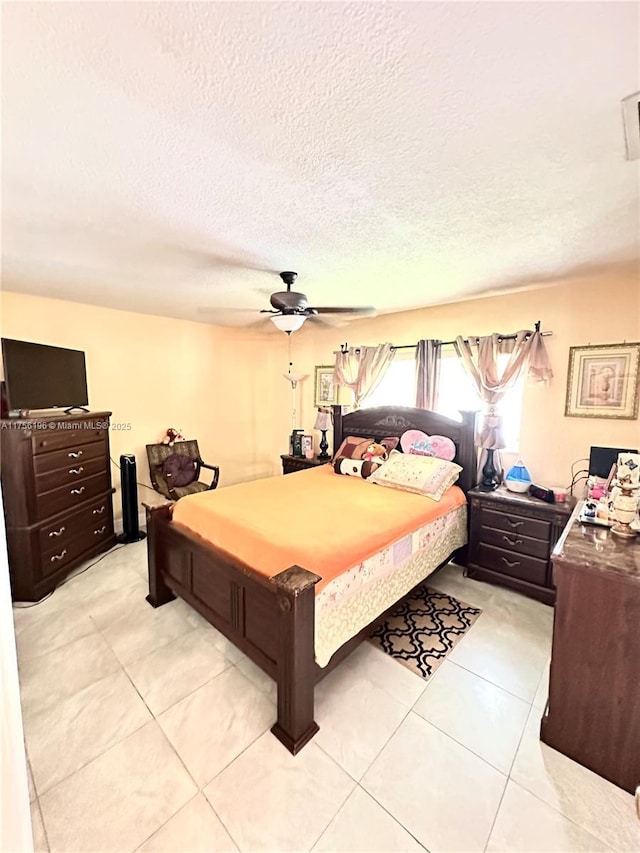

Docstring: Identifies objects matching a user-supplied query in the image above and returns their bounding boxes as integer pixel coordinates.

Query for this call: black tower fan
[117,454,146,543]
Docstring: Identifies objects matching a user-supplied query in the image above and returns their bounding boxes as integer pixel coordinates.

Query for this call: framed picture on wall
[565,342,640,419]
[314,365,337,408]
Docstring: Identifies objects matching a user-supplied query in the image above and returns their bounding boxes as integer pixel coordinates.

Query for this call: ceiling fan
[259,271,375,333]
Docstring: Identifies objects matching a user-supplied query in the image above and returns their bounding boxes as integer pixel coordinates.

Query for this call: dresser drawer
[480,526,549,560]
[35,473,111,521]
[36,455,108,494]
[31,426,108,455]
[39,494,114,553]
[477,542,548,586]
[33,439,107,475]
[481,507,550,541]
[41,519,114,578]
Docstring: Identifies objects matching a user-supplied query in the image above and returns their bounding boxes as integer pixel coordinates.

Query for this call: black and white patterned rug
[369,585,481,680]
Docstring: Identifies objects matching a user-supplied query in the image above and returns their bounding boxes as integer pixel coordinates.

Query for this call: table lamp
[313,409,332,460]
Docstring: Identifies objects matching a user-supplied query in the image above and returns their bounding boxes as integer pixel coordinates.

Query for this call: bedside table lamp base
[479,448,501,491]
[314,409,332,461]
[318,430,330,461]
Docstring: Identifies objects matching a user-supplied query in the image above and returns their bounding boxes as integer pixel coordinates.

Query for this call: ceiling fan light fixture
[271,314,306,333]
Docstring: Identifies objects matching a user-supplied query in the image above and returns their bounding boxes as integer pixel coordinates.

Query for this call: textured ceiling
[2,2,639,328]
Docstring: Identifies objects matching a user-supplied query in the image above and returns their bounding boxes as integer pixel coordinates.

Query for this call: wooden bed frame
[145,406,476,754]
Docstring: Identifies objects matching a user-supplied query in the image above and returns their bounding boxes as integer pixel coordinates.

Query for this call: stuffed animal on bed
[363,442,389,466]
[334,443,389,479]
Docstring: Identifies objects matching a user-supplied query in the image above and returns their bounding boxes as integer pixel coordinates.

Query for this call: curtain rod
[336,321,552,354]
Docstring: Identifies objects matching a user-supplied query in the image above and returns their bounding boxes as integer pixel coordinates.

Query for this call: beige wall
[2,274,639,511]
[294,274,640,489]
[0,292,291,522]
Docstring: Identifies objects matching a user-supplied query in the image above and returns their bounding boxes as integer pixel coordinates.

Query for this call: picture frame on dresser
[565,342,640,419]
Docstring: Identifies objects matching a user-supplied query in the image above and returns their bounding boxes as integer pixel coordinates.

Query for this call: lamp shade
[313,410,331,431]
[271,314,306,333]
[282,372,306,387]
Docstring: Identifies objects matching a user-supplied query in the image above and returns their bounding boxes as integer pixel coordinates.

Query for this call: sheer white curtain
[454,330,553,478]
[334,343,396,408]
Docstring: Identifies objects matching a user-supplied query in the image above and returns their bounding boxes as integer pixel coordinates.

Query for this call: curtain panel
[333,343,396,408]
[415,339,441,410]
[453,329,552,449]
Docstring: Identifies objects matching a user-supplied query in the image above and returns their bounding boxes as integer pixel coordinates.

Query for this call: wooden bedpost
[458,410,478,494]
[144,502,176,608]
[270,565,322,754]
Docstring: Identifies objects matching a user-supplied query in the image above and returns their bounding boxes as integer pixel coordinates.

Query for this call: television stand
[64,406,91,414]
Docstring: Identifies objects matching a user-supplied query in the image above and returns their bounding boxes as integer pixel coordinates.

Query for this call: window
[360,351,417,409]
[436,353,523,452]
[360,348,524,452]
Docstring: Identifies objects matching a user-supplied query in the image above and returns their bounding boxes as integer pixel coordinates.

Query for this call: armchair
[146,440,220,501]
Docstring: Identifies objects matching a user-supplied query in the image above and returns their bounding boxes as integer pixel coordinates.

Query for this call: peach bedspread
[171,465,466,593]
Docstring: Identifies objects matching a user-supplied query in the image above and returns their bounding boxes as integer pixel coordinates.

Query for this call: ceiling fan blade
[308,306,376,315]
[196,306,259,315]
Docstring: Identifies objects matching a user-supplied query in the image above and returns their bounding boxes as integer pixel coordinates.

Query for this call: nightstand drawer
[477,542,548,586]
[480,526,549,560]
[482,508,550,541]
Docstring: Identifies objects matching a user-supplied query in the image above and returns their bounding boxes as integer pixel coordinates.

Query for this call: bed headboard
[332,405,477,494]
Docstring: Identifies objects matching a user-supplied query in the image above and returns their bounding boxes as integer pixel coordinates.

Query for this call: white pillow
[368,449,462,500]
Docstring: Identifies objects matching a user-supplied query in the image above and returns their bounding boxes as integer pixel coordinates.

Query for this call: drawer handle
[70,487,85,495]
[50,550,67,562]
[502,535,523,546]
[68,450,83,459]
[92,506,106,515]
[94,525,107,535]
[506,518,524,529]
[501,556,521,568]
[48,526,66,538]
[69,467,85,475]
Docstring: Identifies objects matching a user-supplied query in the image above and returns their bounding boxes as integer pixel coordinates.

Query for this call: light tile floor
[13,540,639,852]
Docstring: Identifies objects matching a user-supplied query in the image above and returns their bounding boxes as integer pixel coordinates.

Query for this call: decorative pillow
[162,453,197,488]
[332,435,374,461]
[368,449,462,500]
[333,457,379,479]
[332,435,400,462]
[379,436,400,454]
[400,429,456,461]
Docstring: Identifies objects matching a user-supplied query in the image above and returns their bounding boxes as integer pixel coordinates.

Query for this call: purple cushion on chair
[162,453,197,488]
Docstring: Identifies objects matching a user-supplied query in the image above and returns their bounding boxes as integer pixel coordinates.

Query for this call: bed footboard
[270,566,322,754]
[144,503,323,753]
[145,503,177,608]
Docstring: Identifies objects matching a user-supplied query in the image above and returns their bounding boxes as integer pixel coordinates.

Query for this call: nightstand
[467,486,575,604]
[280,455,330,475]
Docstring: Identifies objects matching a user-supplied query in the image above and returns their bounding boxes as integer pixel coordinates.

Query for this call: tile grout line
[33,794,51,852]
[505,704,622,852]
[442,655,539,705]
[411,707,526,778]
[444,656,541,704]
[504,778,618,852]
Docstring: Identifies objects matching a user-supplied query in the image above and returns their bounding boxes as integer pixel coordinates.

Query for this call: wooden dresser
[1,411,116,601]
[467,487,575,604]
[541,507,640,795]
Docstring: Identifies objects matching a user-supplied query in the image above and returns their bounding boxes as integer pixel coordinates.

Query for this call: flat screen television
[589,445,638,479]
[1,338,88,412]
